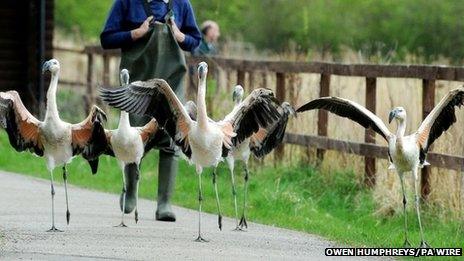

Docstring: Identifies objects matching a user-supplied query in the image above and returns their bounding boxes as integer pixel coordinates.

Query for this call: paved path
[0,171,359,260]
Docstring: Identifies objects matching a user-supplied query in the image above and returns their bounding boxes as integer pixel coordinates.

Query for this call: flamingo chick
[296,87,464,247]
[101,69,161,227]
[0,59,107,231]
[227,85,296,230]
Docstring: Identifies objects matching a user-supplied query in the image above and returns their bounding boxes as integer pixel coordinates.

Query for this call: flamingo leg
[212,167,223,230]
[413,167,430,248]
[62,165,71,225]
[134,165,140,224]
[239,163,249,230]
[398,173,411,247]
[134,206,139,224]
[195,166,208,242]
[228,158,240,230]
[47,170,62,232]
[115,166,127,227]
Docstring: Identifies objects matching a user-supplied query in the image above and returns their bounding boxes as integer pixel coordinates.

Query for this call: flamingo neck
[234,97,243,108]
[197,77,208,129]
[118,111,131,131]
[396,119,406,139]
[45,71,60,120]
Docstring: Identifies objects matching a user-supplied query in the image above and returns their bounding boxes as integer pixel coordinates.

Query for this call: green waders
[119,0,186,222]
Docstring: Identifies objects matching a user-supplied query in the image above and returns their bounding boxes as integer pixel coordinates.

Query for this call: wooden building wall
[0,0,53,114]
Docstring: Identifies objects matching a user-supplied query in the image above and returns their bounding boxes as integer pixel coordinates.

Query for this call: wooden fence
[54,45,464,200]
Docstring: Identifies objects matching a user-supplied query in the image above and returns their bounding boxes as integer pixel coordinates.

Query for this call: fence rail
[54,45,464,200]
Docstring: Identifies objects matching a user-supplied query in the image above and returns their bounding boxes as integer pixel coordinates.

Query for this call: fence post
[248,71,254,93]
[226,70,233,92]
[85,52,94,112]
[364,77,377,187]
[421,79,435,200]
[261,72,267,88]
[237,70,245,87]
[214,66,220,95]
[102,53,110,86]
[317,73,331,163]
[187,64,197,101]
[274,72,286,161]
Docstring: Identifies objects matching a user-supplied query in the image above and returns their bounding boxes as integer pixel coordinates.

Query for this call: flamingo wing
[0,91,43,156]
[250,104,294,158]
[71,105,109,174]
[220,88,281,148]
[297,96,392,141]
[416,87,464,157]
[100,79,194,158]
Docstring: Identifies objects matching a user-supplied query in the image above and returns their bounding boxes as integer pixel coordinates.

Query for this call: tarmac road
[0,171,370,260]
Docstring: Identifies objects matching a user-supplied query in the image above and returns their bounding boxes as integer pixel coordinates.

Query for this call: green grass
[0,131,462,256]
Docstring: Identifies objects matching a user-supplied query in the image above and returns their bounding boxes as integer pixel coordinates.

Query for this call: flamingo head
[120,69,130,85]
[232,85,244,103]
[197,62,208,80]
[42,59,60,74]
[389,107,406,123]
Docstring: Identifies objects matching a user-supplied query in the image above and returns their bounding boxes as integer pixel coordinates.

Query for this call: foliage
[56,0,464,63]
[0,131,462,253]
[55,0,112,40]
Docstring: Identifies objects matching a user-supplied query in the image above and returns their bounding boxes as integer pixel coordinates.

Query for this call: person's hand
[131,16,153,40]
[169,17,185,43]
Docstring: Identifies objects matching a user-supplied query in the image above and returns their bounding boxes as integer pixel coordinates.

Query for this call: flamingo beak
[289,106,297,117]
[42,61,51,74]
[197,62,208,78]
[388,109,397,123]
[232,89,240,102]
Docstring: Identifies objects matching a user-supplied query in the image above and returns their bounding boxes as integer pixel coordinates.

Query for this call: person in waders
[100,0,201,222]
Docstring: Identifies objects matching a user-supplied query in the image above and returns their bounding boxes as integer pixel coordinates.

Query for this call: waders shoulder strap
[142,0,174,21]
[166,0,174,21]
[141,0,154,17]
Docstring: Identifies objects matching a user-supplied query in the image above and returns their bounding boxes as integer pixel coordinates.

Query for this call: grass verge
[0,132,462,258]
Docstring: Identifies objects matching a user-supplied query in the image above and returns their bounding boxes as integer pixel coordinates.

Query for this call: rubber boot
[156,150,178,222]
[120,163,139,214]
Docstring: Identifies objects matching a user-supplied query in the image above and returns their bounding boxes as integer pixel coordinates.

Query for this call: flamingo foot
[47,226,63,232]
[194,235,209,243]
[402,238,411,248]
[114,222,127,228]
[419,241,431,248]
[233,226,246,232]
[239,215,248,230]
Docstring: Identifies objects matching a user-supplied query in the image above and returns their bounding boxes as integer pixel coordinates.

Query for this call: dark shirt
[100,0,201,52]
[193,39,217,56]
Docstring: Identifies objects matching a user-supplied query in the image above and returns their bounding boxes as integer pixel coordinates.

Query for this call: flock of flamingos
[0,58,463,247]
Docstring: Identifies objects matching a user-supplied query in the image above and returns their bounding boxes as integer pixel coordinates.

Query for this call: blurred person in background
[194,20,220,56]
[100,0,201,222]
